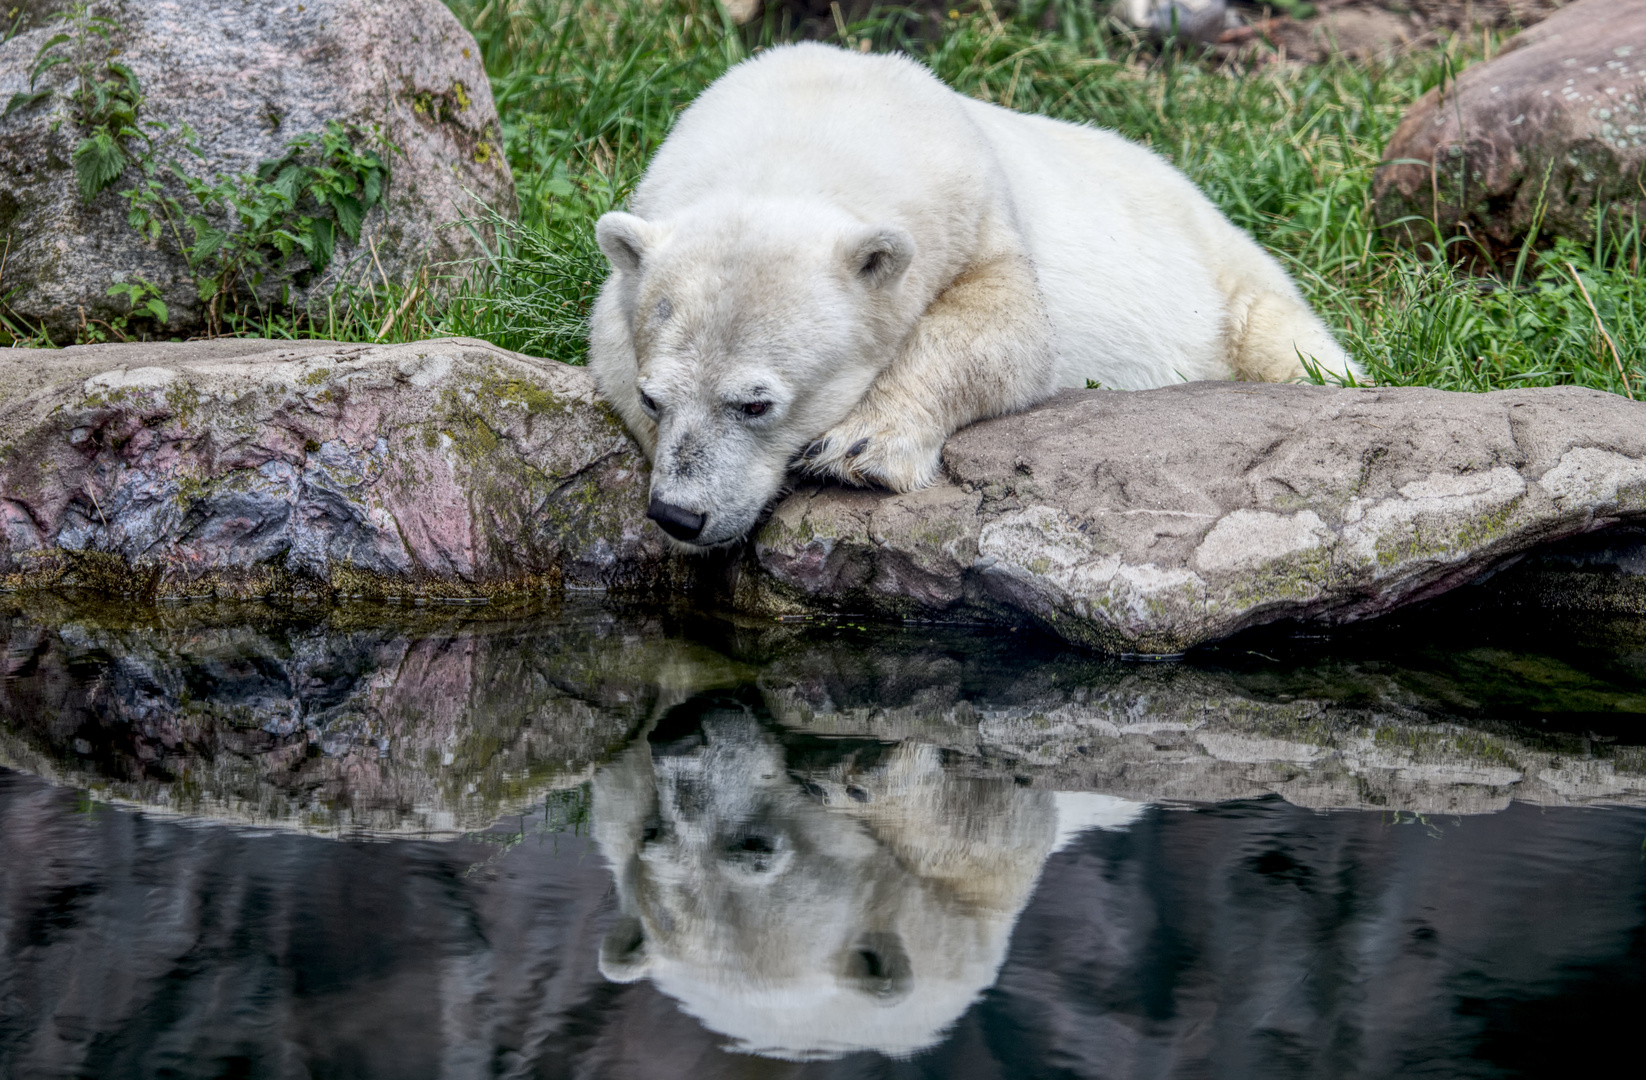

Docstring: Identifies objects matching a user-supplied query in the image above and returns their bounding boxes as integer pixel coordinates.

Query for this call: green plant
[121,120,393,334]
[105,277,167,324]
[4,2,141,202]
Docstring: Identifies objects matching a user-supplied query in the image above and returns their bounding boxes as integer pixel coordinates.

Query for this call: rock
[4,340,1645,651]
[742,380,1646,653]
[0,337,675,599]
[0,0,514,342]
[4,597,1644,836]
[1268,6,1419,61]
[1372,0,1645,252]
[1480,522,1646,613]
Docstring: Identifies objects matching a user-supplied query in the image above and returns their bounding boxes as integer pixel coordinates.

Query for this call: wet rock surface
[0,338,672,599]
[1372,0,1645,252]
[747,380,1646,653]
[0,0,514,340]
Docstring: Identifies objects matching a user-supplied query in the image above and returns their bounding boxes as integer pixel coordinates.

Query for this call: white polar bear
[589,43,1361,547]
[591,699,1143,1060]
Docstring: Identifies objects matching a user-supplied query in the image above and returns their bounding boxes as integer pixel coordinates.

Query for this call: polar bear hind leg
[803,250,1057,492]
[1225,286,1363,385]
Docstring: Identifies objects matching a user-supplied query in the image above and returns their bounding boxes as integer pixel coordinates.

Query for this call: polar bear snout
[843,931,914,1004]
[646,497,706,542]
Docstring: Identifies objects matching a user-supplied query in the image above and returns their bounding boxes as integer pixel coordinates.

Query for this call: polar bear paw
[799,413,946,493]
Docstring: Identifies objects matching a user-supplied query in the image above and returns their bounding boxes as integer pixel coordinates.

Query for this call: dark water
[2,595,1645,1079]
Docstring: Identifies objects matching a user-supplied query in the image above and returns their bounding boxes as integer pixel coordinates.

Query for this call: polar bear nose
[647,498,706,541]
[844,931,913,1003]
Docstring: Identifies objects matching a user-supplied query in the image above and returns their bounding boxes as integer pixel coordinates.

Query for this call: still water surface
[1,597,1644,1078]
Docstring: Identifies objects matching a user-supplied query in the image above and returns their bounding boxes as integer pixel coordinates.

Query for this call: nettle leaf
[143,298,168,322]
[307,216,334,272]
[362,169,382,207]
[72,132,127,202]
[29,53,70,87]
[330,193,363,242]
[270,163,302,203]
[107,61,138,93]
[4,89,52,116]
[29,33,71,68]
[186,215,226,259]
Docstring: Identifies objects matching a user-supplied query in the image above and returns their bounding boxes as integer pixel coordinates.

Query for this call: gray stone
[0,0,514,341]
[742,380,1646,653]
[0,337,675,599]
[4,339,1645,651]
[1372,0,1645,252]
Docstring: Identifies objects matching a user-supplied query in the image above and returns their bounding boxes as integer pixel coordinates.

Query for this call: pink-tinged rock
[1372,0,1646,252]
[0,338,679,598]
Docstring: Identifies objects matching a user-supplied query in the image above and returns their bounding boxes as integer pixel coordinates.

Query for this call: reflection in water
[1,596,1645,1076]
[592,692,1140,1059]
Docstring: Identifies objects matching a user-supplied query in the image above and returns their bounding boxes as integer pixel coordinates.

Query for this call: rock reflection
[591,691,1140,1059]
[4,596,1646,840]
[2,598,1646,1075]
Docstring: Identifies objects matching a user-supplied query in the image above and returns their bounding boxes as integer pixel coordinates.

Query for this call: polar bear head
[589,199,916,547]
[589,691,1132,1060]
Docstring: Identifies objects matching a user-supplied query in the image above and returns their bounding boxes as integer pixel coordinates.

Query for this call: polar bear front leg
[803,253,1057,492]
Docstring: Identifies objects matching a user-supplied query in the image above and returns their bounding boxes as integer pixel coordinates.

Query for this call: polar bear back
[961,102,1257,387]
[634,43,999,301]
[623,42,1351,395]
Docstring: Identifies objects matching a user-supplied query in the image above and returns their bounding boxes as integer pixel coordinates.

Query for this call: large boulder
[742,380,1646,652]
[3,339,1644,650]
[1372,0,1645,252]
[0,338,673,598]
[0,0,514,342]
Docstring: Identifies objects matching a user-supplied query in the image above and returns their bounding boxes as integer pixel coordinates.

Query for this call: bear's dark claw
[847,438,870,457]
[802,440,826,460]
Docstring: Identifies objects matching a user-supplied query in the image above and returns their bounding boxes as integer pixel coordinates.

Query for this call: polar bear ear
[596,212,658,274]
[598,915,652,983]
[847,224,915,288]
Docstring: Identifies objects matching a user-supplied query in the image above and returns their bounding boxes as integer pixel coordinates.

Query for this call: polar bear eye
[740,401,771,418]
[639,391,659,415]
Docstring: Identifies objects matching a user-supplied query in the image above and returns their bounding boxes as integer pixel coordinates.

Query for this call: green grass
[13,1,1644,400]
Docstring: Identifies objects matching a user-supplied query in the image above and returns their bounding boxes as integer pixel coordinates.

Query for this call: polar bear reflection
[591,694,1141,1060]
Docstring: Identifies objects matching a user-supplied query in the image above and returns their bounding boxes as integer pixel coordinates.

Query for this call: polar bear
[591,693,1142,1059]
[589,43,1361,547]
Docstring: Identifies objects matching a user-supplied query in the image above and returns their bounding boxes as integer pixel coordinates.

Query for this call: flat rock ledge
[3,339,1644,651]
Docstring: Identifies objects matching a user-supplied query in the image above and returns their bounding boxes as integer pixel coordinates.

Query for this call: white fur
[591,708,1144,1060]
[589,43,1362,546]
